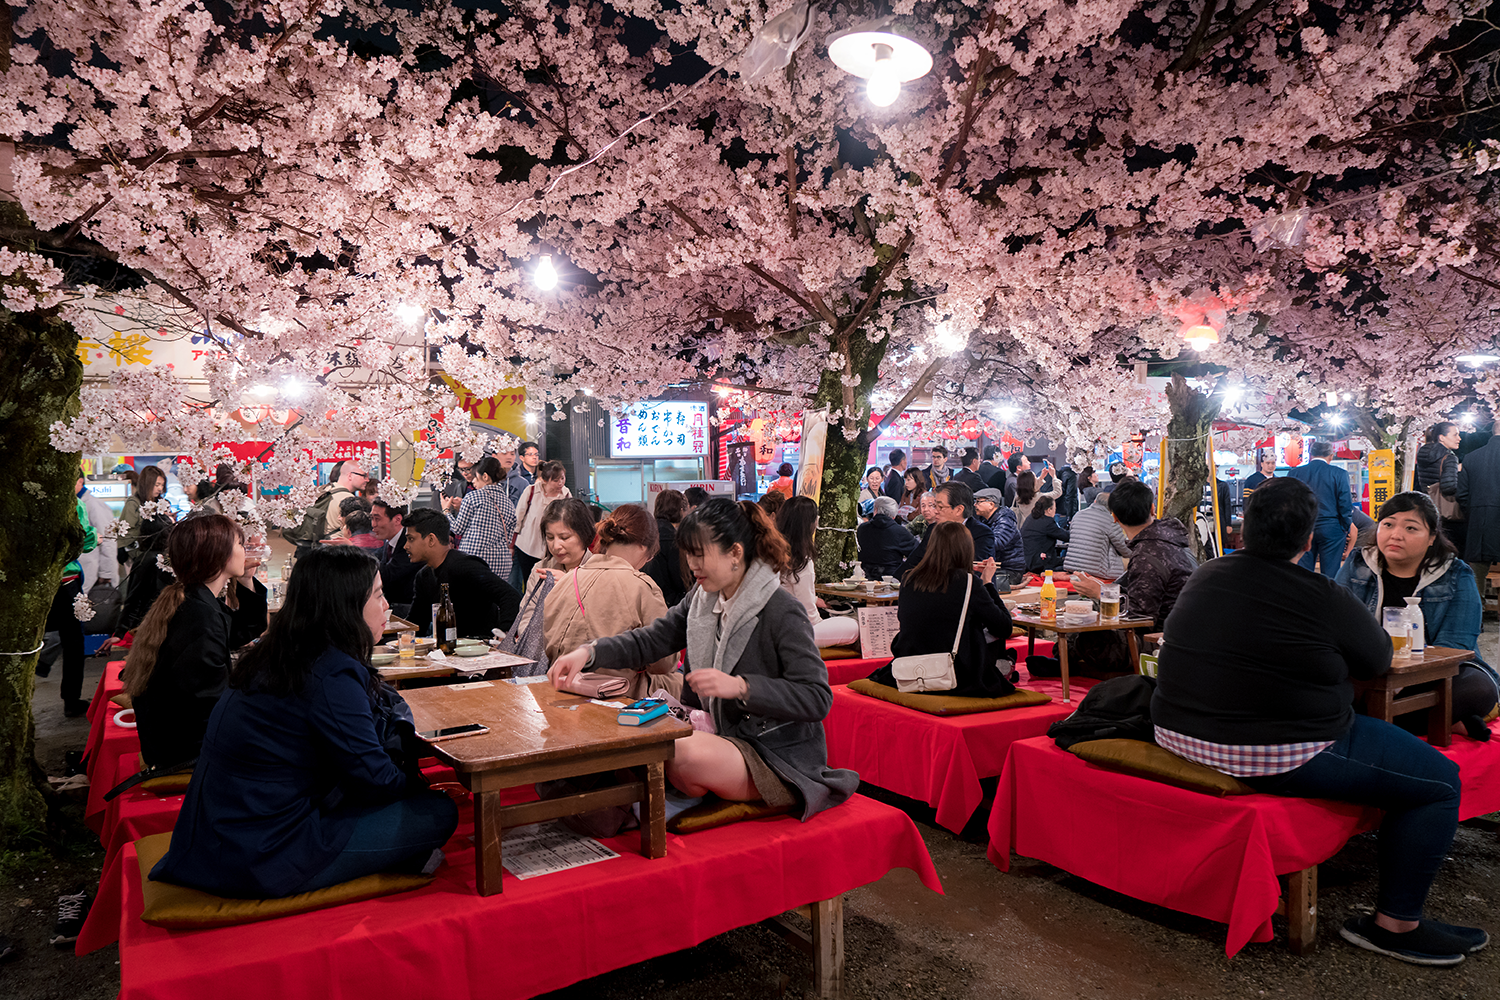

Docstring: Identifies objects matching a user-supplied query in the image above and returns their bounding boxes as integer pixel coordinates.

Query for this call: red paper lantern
[960,419,979,440]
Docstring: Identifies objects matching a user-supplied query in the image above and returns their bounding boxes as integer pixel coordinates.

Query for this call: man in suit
[882,448,910,502]
[403,509,521,639]
[371,499,420,620]
[979,445,1006,489]
[1287,439,1353,577]
[898,482,996,578]
[951,447,987,493]
[1458,432,1500,585]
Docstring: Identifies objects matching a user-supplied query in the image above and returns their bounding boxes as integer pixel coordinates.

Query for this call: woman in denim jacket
[1337,491,1499,738]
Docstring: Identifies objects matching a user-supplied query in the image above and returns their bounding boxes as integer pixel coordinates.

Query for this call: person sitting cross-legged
[1071,479,1196,630]
[1151,477,1486,966]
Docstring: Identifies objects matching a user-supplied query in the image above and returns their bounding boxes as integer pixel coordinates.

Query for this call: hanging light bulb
[866,44,901,106]
[534,255,559,291]
[827,19,933,109]
[1182,324,1218,352]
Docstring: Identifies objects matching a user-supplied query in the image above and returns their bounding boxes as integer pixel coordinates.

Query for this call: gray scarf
[685,559,783,727]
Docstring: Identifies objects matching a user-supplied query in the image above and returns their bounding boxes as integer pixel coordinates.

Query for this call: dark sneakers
[50,887,91,948]
[62,699,90,718]
[1340,914,1488,966]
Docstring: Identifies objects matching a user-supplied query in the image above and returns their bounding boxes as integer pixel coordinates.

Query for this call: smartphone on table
[418,723,490,741]
[617,698,669,726]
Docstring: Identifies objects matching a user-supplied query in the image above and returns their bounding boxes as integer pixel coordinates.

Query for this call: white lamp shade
[827,24,932,82]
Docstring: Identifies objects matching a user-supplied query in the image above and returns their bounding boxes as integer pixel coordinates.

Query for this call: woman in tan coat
[543,504,682,698]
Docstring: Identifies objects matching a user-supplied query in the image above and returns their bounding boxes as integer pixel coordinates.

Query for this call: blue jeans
[510,546,540,592]
[1297,519,1347,577]
[292,791,458,893]
[1244,715,1460,921]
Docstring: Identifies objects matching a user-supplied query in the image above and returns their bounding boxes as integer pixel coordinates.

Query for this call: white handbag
[889,574,970,693]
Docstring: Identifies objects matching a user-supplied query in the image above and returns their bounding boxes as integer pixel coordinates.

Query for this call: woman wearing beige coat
[543,504,682,699]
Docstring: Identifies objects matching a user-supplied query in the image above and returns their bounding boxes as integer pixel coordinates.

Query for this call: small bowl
[370,652,398,666]
[455,646,488,657]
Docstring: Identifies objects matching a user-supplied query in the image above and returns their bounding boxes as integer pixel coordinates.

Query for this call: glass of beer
[1099,581,1121,622]
[1383,608,1411,659]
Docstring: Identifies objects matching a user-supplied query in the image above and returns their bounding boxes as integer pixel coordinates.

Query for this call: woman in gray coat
[549,498,857,819]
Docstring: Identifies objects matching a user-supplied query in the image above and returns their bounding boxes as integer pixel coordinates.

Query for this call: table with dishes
[816,581,900,606]
[1009,605,1154,703]
[373,635,537,687]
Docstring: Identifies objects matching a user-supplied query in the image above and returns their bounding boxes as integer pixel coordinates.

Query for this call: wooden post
[1207,433,1224,557]
[1286,866,1318,954]
[810,896,845,998]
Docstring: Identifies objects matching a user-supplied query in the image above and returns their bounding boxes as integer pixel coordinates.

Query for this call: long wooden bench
[104,793,941,1000]
[989,729,1500,955]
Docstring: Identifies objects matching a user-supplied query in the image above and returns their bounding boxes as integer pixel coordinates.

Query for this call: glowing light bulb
[1185,335,1214,352]
[867,45,901,106]
[1222,387,1243,404]
[394,303,423,325]
[1181,324,1217,352]
[534,255,559,291]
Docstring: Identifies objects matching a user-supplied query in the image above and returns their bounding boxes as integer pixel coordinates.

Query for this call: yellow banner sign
[438,374,528,437]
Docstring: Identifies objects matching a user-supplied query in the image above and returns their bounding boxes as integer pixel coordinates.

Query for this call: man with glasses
[897,482,996,580]
[508,441,540,502]
[443,458,477,513]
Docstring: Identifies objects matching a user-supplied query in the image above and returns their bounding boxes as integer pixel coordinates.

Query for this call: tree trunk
[0,202,85,839]
[812,336,890,583]
[1162,373,1220,564]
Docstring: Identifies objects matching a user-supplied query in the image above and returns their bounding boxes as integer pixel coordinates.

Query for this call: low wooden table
[815,584,899,606]
[1351,646,1470,748]
[403,680,693,895]
[377,651,536,688]
[1011,611,1155,703]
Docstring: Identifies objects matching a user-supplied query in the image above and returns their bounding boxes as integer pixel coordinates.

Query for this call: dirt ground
[6,639,1500,1000]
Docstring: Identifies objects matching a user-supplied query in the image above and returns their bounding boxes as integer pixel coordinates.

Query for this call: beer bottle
[436,583,459,654]
[1040,570,1057,622]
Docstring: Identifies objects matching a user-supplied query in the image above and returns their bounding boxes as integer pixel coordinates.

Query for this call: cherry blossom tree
[0,2,1494,800]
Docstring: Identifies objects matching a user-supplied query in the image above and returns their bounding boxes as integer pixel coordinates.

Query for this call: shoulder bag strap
[951,573,973,657]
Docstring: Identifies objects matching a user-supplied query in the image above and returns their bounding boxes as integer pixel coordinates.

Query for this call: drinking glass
[1383,607,1411,660]
[1099,581,1121,622]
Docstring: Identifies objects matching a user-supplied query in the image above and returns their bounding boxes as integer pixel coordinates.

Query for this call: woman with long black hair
[122,514,266,768]
[150,547,457,898]
[776,495,859,646]
[117,465,176,635]
[549,498,856,818]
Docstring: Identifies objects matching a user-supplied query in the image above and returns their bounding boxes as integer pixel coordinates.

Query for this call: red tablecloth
[110,793,940,1000]
[824,684,1075,832]
[986,737,1381,956]
[83,660,127,770]
[1439,721,1500,820]
[824,656,889,686]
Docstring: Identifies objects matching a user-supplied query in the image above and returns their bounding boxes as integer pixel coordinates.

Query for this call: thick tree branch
[862,353,947,446]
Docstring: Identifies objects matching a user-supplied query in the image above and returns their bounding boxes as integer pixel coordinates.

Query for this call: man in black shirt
[951,447,986,493]
[404,509,521,639]
[1241,449,1277,497]
[882,449,910,502]
[1152,478,1482,966]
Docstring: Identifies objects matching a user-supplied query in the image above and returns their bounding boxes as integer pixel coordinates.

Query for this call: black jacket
[1152,551,1391,745]
[1459,436,1500,561]
[898,517,997,578]
[882,467,908,502]
[1055,466,1080,519]
[951,467,986,494]
[870,570,1016,698]
[377,529,421,605]
[1118,517,1197,627]
[1416,442,1459,500]
[642,516,687,608]
[1021,514,1069,573]
[857,514,918,580]
[133,580,267,768]
[412,550,521,639]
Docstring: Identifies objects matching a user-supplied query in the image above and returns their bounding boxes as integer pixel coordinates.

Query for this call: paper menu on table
[499,821,620,879]
[858,606,900,660]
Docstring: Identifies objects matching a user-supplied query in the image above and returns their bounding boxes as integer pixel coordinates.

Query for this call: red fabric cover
[986,737,1381,956]
[1437,720,1500,820]
[824,656,889,686]
[823,684,1073,832]
[83,660,128,770]
[110,794,940,1000]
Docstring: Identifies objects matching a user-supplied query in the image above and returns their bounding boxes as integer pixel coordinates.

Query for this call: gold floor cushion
[1068,739,1253,797]
[819,645,861,660]
[111,692,133,709]
[135,833,432,929]
[666,798,793,834]
[848,678,1052,716]
[137,773,193,794]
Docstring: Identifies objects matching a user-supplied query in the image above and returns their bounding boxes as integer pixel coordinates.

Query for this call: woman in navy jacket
[152,546,457,898]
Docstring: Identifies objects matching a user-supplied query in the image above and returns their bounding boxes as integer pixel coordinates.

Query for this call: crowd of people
[46,422,1500,966]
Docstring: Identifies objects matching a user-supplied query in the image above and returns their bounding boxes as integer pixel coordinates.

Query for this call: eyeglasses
[458,466,476,477]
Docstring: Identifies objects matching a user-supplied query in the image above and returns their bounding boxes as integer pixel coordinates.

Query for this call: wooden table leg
[473,789,505,896]
[1057,633,1071,703]
[641,760,667,859]
[1431,676,1454,748]
[1027,626,1035,658]
[810,895,845,999]
[1126,629,1141,675]
[1286,866,1318,955]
